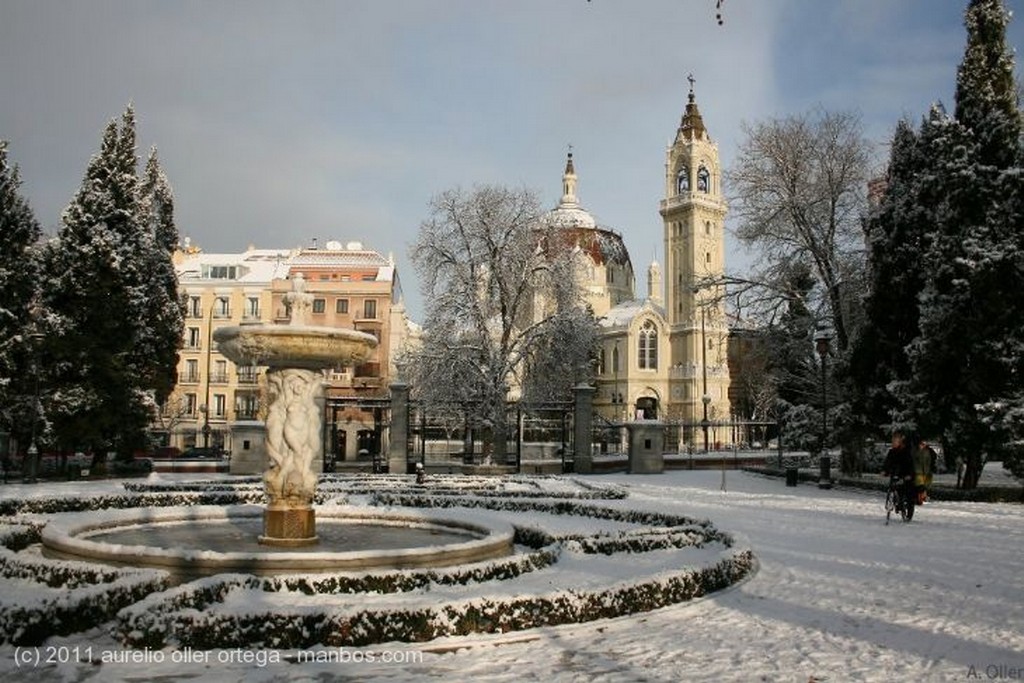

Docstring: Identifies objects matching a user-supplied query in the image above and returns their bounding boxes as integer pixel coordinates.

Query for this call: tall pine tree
[136,148,184,409]
[0,141,42,450]
[908,0,1023,487]
[848,120,928,434]
[41,106,184,458]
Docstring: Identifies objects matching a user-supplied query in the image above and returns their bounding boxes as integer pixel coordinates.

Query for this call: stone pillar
[389,382,411,474]
[228,422,266,475]
[573,384,595,474]
[627,421,665,474]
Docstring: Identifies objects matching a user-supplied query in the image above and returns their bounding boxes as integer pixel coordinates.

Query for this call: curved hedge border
[113,493,752,650]
[118,549,753,650]
[0,476,753,649]
[0,525,168,646]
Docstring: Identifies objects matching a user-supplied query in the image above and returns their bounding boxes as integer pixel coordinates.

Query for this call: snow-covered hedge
[371,492,733,547]
[114,494,751,650]
[117,549,753,649]
[0,490,266,516]
[0,524,168,645]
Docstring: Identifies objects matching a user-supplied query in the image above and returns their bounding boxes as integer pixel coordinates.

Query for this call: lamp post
[814,327,833,488]
[25,329,43,483]
[700,303,711,453]
[202,296,218,449]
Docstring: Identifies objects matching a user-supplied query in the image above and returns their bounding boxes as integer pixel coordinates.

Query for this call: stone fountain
[213,273,377,546]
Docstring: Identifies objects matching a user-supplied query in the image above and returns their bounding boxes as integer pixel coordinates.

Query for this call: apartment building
[159,240,410,469]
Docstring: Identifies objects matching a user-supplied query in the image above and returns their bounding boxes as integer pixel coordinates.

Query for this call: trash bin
[785,467,799,487]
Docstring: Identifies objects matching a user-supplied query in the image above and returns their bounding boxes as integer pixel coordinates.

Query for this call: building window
[676,168,689,193]
[213,296,230,318]
[638,321,658,370]
[312,298,326,314]
[336,298,349,314]
[213,394,226,418]
[184,359,199,382]
[598,348,606,375]
[705,221,711,235]
[213,360,228,383]
[363,299,377,319]
[235,392,259,420]
[706,252,711,264]
[612,345,620,373]
[697,166,710,193]
[188,296,202,318]
[245,296,260,320]
[184,393,197,416]
[205,265,238,279]
[187,327,201,349]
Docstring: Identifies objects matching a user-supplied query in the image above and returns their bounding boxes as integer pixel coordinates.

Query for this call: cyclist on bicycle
[882,431,916,516]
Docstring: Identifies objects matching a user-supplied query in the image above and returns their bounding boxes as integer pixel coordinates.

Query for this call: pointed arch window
[697,165,710,193]
[676,168,689,194]
[638,320,658,370]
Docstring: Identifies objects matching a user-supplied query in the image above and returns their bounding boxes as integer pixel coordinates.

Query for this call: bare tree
[406,185,595,462]
[727,108,871,351]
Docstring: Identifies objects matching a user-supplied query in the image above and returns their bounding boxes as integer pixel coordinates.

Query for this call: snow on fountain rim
[40,504,515,571]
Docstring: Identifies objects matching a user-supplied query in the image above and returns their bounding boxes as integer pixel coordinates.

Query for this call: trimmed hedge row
[370,492,732,546]
[0,525,169,645]
[123,475,628,501]
[118,549,754,650]
[0,491,269,516]
[747,467,1024,503]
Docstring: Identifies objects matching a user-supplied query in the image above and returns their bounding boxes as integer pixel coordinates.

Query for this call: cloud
[2,0,1021,320]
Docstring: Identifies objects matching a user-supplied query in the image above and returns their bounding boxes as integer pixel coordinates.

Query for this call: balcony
[659,193,726,215]
[209,372,230,385]
[179,372,200,384]
[237,371,260,385]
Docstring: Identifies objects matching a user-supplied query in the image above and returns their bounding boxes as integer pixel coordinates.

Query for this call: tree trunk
[962,452,984,490]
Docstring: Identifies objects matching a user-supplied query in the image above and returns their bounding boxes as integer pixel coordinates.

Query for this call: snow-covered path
[1,471,1021,682]
[399,472,1023,683]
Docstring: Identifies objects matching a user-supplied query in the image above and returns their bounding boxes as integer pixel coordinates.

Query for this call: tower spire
[561,145,578,206]
[678,74,707,141]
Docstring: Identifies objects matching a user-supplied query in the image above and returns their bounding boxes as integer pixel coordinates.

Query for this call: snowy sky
[2,0,1021,321]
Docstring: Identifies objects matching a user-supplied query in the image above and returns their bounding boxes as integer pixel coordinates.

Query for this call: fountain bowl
[213,325,377,370]
[41,505,515,580]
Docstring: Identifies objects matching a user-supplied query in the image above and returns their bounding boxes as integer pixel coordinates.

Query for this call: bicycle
[884,475,915,524]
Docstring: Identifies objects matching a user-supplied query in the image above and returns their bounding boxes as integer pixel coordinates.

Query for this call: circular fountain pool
[41,505,514,579]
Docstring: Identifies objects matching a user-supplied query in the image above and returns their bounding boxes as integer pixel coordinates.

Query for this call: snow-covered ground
[0,470,1021,682]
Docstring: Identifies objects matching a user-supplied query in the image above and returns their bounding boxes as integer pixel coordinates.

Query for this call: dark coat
[883,445,914,479]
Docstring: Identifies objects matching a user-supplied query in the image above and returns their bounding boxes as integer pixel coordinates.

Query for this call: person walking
[913,438,938,504]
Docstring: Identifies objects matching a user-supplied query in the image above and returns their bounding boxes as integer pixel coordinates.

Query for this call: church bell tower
[659,77,731,430]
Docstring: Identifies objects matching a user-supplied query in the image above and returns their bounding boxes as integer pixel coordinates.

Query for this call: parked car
[180,447,226,459]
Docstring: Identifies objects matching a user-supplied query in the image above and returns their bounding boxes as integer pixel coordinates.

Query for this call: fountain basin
[41,505,514,578]
[213,325,377,370]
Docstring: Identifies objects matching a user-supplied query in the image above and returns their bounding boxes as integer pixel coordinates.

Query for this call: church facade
[561,84,732,447]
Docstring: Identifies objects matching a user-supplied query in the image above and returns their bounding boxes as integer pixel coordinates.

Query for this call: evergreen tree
[908,0,1023,487]
[41,106,184,458]
[847,120,929,434]
[136,147,184,408]
[0,141,42,448]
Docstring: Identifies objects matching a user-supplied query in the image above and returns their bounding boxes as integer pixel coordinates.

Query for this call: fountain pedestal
[214,273,378,547]
[262,504,317,547]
